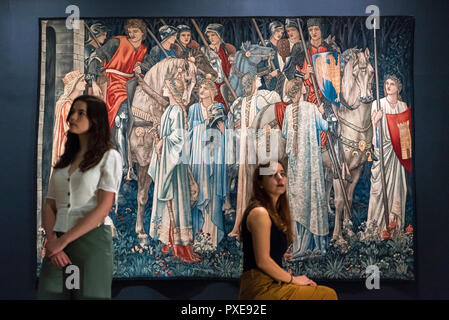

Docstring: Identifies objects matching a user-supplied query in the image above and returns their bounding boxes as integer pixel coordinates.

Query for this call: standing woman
[188,79,227,251]
[148,76,199,263]
[38,95,122,299]
[239,161,337,300]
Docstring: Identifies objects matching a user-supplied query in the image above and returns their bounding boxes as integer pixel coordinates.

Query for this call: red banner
[386,107,412,172]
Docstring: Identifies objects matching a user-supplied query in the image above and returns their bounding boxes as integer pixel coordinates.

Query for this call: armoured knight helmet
[177,24,191,33]
[159,25,178,43]
[205,23,225,42]
[269,21,284,37]
[285,18,299,31]
[85,22,109,43]
[307,18,322,30]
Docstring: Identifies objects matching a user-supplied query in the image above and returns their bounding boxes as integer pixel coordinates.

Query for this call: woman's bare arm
[247,207,294,283]
[247,207,317,286]
[42,198,57,240]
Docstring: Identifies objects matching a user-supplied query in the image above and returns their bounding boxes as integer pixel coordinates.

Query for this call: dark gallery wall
[0,0,448,299]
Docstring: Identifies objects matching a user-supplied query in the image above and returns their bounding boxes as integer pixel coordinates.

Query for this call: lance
[251,18,266,46]
[296,18,352,217]
[190,18,238,100]
[251,18,276,79]
[373,18,390,231]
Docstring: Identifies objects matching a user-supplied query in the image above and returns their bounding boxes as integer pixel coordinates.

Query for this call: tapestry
[36,16,415,280]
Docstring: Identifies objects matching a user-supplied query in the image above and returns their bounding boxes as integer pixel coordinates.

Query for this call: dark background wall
[0,0,448,299]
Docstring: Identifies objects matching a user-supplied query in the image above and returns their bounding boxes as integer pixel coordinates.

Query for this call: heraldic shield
[312,51,341,107]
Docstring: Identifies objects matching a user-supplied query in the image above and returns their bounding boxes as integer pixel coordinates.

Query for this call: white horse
[129,58,197,243]
[322,48,374,241]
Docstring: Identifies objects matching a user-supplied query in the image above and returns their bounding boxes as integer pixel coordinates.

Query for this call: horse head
[341,48,374,108]
[174,58,197,107]
[188,48,218,82]
[240,41,275,66]
[352,48,374,104]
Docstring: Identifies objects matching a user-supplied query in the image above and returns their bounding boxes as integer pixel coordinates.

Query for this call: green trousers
[37,225,113,300]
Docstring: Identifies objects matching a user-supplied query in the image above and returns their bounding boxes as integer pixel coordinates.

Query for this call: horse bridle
[232,51,275,79]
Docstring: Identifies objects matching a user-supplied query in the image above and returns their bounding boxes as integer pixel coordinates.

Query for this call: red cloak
[104,36,147,129]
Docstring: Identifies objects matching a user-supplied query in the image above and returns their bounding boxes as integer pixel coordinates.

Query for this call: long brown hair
[241,161,293,245]
[54,95,115,172]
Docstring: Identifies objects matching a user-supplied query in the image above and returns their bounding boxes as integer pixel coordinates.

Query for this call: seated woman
[239,161,338,300]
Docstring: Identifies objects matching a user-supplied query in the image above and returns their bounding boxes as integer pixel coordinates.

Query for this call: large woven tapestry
[37,16,415,280]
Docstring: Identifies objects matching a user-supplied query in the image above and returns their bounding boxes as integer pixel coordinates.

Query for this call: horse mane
[340,48,363,108]
[340,48,361,73]
[135,58,194,108]
[240,41,252,52]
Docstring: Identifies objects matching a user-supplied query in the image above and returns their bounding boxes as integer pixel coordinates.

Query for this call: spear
[295,18,352,217]
[190,18,238,100]
[373,18,390,231]
[251,18,275,80]
[251,18,266,45]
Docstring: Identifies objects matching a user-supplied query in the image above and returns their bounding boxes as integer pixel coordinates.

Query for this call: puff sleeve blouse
[46,149,122,233]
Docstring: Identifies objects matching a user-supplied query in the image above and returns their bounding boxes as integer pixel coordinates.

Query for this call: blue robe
[188,102,227,249]
[148,105,193,246]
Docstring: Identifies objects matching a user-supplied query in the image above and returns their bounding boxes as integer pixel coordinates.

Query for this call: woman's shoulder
[247,206,270,220]
[169,104,184,115]
[50,165,68,176]
[102,148,121,163]
[246,206,272,232]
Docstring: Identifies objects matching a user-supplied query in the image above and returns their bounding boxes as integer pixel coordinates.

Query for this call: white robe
[281,101,329,258]
[367,97,408,234]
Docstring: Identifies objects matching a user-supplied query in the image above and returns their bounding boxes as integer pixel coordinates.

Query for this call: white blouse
[46,149,122,233]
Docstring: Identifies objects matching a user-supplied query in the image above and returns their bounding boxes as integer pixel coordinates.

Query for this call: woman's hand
[50,251,72,268]
[293,275,317,287]
[304,64,314,80]
[372,110,383,125]
[283,248,292,262]
[91,81,102,98]
[217,121,225,136]
[45,236,68,258]
[269,69,279,77]
[318,102,325,115]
